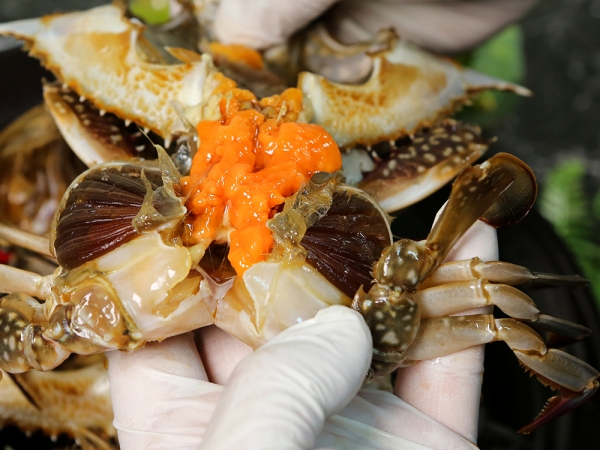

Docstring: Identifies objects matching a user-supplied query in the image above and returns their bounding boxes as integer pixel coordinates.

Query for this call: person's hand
[107,219,497,450]
[107,2,531,448]
[213,0,537,53]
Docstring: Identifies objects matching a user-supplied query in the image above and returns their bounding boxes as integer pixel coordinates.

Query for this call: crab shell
[46,159,391,350]
[0,4,530,151]
[0,5,224,143]
[0,357,115,447]
[298,26,530,148]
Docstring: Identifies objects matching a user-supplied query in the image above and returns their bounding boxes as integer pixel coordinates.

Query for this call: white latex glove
[107,219,497,450]
[108,3,510,447]
[214,0,537,53]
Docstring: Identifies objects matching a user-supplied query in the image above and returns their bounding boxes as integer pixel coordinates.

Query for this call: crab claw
[519,382,599,434]
[427,152,536,267]
[514,348,600,434]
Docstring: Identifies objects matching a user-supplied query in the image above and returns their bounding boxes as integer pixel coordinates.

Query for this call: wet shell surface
[301,186,392,297]
[43,82,160,166]
[53,163,164,270]
[358,119,490,212]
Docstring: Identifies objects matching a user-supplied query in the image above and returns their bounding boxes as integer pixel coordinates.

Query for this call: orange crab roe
[208,42,265,70]
[181,95,342,275]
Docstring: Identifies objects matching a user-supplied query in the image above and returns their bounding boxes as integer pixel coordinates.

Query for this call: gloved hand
[107,1,532,448]
[107,220,497,450]
[213,0,537,53]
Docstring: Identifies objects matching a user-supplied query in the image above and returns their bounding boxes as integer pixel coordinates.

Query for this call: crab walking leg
[0,269,135,372]
[425,154,536,269]
[0,294,71,373]
[394,221,497,443]
[421,257,588,289]
[0,264,52,299]
[0,224,53,258]
[412,279,593,342]
[404,314,600,432]
[413,280,540,319]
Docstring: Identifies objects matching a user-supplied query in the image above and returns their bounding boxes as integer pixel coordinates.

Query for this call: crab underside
[0,2,596,448]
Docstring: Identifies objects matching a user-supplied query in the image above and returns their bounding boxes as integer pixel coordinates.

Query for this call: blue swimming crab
[0,3,596,442]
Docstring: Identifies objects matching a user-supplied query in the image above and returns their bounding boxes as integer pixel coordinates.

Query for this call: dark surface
[0,46,49,130]
[302,189,391,298]
[494,0,600,189]
[0,0,109,23]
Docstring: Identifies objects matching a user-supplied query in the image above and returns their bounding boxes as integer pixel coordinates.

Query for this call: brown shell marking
[358,119,489,212]
[54,164,163,270]
[43,82,159,164]
[301,188,391,298]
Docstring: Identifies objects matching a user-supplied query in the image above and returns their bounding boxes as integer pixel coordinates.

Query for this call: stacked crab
[0,3,597,448]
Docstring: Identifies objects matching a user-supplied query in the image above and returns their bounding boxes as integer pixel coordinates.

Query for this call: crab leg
[0,224,53,258]
[426,153,536,267]
[421,257,588,289]
[413,280,540,320]
[404,315,600,433]
[0,358,115,445]
[0,294,70,372]
[412,280,592,342]
[0,264,52,299]
[0,287,133,373]
[373,153,536,292]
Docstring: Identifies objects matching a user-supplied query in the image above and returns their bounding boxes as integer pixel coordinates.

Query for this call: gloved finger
[214,0,339,49]
[107,333,220,450]
[199,305,372,450]
[328,0,537,53]
[314,389,478,449]
[195,325,252,385]
[394,219,499,444]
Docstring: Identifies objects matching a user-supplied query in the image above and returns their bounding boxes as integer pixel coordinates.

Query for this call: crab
[0,354,116,449]
[0,1,597,443]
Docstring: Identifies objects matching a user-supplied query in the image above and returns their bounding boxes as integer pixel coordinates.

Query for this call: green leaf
[539,159,600,307]
[539,159,592,240]
[129,0,172,25]
[457,25,526,126]
[468,24,525,84]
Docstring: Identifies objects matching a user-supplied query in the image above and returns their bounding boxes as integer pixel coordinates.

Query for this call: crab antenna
[0,264,52,299]
[0,224,53,258]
